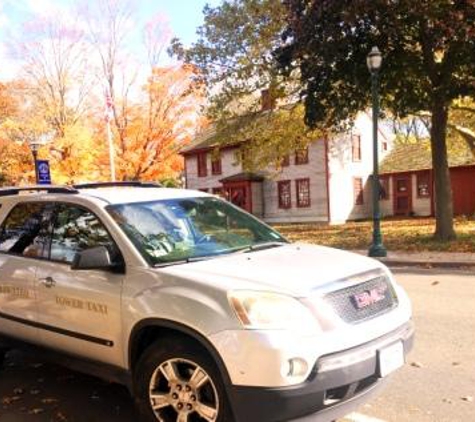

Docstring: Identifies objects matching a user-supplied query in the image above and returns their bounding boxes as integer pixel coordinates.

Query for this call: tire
[134,337,234,422]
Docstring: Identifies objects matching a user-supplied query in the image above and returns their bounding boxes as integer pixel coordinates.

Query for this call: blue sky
[0,0,222,79]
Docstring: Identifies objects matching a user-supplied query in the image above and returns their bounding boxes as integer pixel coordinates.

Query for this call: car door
[0,202,54,343]
[35,203,125,367]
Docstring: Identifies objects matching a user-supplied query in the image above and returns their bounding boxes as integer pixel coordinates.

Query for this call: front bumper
[228,321,414,422]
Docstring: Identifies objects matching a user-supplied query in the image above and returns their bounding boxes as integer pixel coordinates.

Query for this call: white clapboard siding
[262,141,328,223]
[185,148,241,192]
[327,112,393,224]
[184,112,394,224]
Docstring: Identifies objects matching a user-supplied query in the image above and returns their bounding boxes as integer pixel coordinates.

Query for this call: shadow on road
[0,351,138,422]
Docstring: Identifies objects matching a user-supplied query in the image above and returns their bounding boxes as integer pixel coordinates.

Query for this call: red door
[451,166,475,215]
[224,182,252,213]
[394,175,412,216]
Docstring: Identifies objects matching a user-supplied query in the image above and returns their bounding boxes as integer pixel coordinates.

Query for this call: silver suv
[0,183,413,422]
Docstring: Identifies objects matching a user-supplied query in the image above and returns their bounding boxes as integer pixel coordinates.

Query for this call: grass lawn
[273,217,475,253]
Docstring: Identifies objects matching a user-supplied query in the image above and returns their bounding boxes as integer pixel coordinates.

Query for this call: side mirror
[71,246,114,271]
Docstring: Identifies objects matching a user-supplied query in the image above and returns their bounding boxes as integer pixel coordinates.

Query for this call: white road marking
[343,412,387,422]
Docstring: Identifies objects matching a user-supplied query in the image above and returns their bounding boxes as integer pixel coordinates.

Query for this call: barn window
[417,172,430,198]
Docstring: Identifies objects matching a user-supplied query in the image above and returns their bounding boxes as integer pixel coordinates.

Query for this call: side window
[0,203,53,258]
[51,205,118,264]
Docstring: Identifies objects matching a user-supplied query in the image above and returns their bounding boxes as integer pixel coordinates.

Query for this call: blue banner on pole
[37,160,52,185]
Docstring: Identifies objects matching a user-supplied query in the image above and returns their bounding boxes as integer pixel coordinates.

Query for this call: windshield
[107,197,287,266]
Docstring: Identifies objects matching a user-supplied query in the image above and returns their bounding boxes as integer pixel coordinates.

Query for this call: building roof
[380,140,475,174]
[181,123,244,155]
[219,172,266,183]
[181,126,220,154]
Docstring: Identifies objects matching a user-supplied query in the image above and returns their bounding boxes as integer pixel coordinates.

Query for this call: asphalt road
[343,267,475,422]
[0,267,474,422]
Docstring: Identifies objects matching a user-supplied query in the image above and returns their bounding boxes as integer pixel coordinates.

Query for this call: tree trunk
[430,102,456,241]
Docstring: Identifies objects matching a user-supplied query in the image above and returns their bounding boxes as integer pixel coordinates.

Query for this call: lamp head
[367,46,382,73]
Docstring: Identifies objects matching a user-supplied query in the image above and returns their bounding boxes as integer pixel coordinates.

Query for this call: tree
[278,0,475,241]
[170,0,322,168]
[113,64,205,181]
[82,0,137,154]
[17,15,91,136]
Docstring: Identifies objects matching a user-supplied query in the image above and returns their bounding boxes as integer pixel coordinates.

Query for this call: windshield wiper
[153,255,215,268]
[233,241,288,254]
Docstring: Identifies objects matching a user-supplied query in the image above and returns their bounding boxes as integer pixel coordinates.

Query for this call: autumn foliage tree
[113,65,205,181]
[0,0,203,185]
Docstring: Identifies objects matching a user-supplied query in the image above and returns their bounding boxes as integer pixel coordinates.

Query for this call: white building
[181,112,394,224]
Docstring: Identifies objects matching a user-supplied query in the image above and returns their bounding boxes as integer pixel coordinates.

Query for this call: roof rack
[73,181,162,189]
[0,185,79,197]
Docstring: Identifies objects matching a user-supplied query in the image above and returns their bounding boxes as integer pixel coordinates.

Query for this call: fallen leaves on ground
[274,217,475,253]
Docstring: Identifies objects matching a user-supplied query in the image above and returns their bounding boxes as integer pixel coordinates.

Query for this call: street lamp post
[28,141,41,184]
[367,46,387,257]
[27,133,54,184]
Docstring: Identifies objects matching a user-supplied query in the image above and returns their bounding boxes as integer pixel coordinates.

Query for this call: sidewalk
[352,250,475,269]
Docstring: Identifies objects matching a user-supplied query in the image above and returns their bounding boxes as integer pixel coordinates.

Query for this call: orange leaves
[111,64,205,182]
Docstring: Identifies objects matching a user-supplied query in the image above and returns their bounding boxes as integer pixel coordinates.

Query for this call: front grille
[325,275,398,323]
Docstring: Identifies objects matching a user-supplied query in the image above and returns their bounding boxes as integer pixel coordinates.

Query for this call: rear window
[0,202,53,259]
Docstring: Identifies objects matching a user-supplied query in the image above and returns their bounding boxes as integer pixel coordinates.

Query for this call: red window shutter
[352,135,362,162]
[197,153,207,177]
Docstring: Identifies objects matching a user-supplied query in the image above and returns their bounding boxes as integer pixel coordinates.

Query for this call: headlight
[228,290,320,334]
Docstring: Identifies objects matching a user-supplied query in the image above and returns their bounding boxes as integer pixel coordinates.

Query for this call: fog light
[287,358,308,377]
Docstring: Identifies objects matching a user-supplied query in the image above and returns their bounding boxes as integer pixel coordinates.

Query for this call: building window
[354,178,364,205]
[352,134,362,162]
[417,172,430,198]
[379,176,389,200]
[296,178,311,208]
[197,153,207,177]
[382,141,388,152]
[278,180,291,209]
[212,187,224,197]
[211,153,222,175]
[281,154,290,167]
[295,147,309,165]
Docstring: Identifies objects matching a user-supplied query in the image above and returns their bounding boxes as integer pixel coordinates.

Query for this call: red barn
[379,142,475,217]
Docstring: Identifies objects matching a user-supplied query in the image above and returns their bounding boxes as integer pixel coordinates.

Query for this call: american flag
[104,89,114,122]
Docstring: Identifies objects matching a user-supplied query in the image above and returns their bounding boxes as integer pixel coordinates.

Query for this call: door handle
[40,277,56,288]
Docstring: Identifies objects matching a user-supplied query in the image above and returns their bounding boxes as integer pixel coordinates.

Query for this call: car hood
[160,243,387,297]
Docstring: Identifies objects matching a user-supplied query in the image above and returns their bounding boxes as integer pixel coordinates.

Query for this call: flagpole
[107,118,116,182]
[104,88,116,182]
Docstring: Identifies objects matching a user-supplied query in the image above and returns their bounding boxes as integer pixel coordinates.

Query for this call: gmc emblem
[352,285,388,309]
